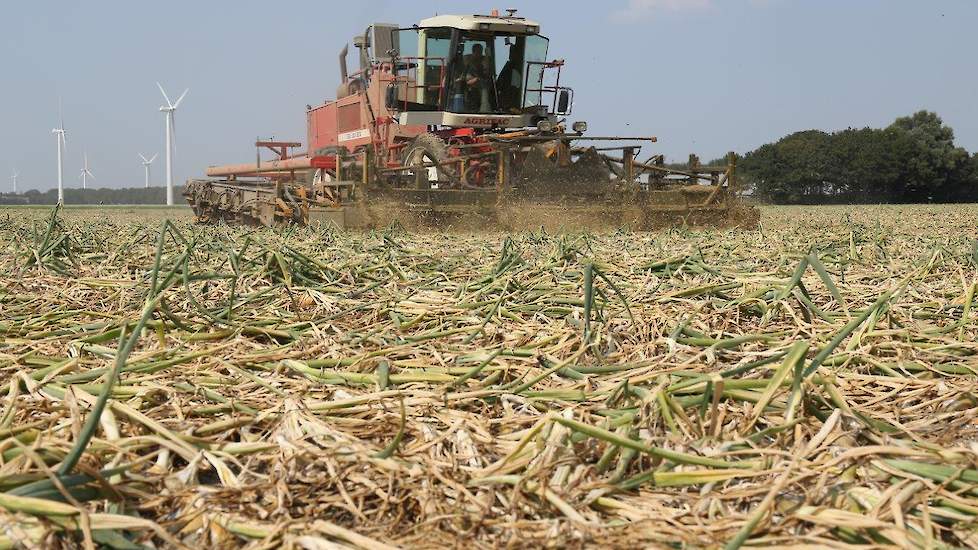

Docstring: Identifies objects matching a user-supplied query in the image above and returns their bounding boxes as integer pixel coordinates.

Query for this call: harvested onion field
[2,204,978,548]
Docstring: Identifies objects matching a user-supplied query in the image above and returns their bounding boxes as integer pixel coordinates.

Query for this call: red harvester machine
[185,10,757,230]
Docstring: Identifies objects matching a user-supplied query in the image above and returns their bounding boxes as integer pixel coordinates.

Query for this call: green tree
[740,130,834,203]
[826,127,908,201]
[887,110,970,201]
[951,153,978,201]
[738,111,977,204]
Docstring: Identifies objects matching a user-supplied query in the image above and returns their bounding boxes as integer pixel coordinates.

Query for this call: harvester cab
[385,13,567,132]
[185,10,758,230]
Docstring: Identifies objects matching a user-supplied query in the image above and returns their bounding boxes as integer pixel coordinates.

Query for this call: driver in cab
[456,43,493,113]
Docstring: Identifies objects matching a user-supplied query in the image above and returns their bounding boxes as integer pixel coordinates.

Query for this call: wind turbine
[10,169,18,193]
[139,153,158,188]
[52,104,67,204]
[79,153,95,189]
[157,83,188,206]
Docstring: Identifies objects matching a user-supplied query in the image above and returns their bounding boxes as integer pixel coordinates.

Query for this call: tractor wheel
[401,133,455,189]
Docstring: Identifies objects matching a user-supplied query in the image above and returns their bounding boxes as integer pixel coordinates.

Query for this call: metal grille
[372,24,398,62]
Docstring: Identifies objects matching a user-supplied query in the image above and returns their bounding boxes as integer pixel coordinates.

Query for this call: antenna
[158,83,189,205]
[139,152,158,188]
[79,153,95,189]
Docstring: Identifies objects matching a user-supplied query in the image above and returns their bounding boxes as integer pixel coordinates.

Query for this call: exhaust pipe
[339,44,349,82]
[336,44,353,98]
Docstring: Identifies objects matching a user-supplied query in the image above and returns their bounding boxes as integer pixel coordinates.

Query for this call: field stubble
[1,204,977,548]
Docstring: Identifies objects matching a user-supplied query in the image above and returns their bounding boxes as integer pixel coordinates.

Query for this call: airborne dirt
[350,196,759,233]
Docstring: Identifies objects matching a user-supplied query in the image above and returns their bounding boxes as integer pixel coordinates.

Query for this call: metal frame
[391,56,448,111]
[522,60,571,114]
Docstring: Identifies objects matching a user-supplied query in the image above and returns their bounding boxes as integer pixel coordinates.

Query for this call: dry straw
[0,204,977,548]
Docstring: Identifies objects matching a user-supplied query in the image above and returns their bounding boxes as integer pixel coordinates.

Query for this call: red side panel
[309,156,338,170]
[305,68,436,158]
[307,102,339,153]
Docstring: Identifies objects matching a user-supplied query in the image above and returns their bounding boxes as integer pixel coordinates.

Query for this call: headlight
[536,120,554,133]
[572,121,587,133]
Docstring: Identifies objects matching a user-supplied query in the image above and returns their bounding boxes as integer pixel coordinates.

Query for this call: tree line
[736,111,977,203]
[0,186,187,206]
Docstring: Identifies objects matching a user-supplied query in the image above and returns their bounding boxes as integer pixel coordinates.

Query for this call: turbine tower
[52,107,67,204]
[79,153,95,189]
[139,153,158,188]
[10,169,18,193]
[157,83,188,206]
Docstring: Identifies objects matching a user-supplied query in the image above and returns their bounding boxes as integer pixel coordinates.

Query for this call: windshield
[448,32,550,114]
[393,28,451,109]
[393,29,551,114]
[520,34,549,109]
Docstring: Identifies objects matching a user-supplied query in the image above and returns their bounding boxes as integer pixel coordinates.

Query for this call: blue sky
[2,0,976,191]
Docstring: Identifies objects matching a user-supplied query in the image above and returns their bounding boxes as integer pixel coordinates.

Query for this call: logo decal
[463,117,508,126]
[338,129,370,142]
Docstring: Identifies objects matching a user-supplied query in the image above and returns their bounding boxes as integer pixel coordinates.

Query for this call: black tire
[401,133,455,188]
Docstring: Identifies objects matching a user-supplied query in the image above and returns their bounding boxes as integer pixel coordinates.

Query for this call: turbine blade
[173,88,189,109]
[156,82,173,108]
[149,153,158,163]
[139,153,149,163]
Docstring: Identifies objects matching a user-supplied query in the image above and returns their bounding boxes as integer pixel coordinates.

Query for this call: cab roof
[418,14,541,34]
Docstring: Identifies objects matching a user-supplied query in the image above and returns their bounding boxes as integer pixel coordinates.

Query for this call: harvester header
[185,10,758,230]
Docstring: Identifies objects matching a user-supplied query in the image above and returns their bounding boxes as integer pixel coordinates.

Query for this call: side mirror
[556,89,571,115]
[385,84,399,111]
